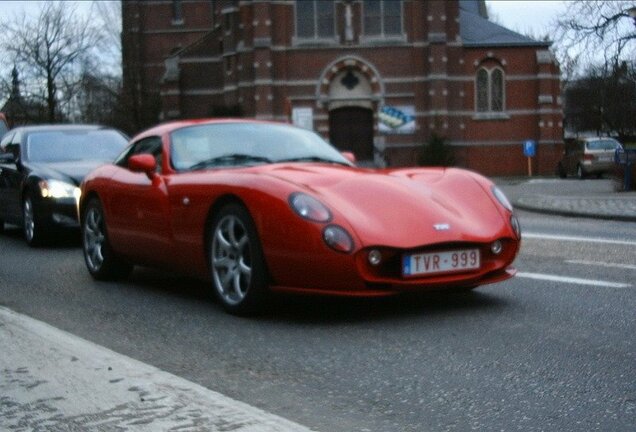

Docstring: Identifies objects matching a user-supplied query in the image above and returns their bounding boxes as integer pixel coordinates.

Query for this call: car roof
[581,137,619,142]
[131,118,287,142]
[10,124,108,134]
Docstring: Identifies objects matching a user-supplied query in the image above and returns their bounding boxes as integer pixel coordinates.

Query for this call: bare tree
[556,1,636,74]
[0,1,102,122]
[90,0,122,73]
[564,62,636,139]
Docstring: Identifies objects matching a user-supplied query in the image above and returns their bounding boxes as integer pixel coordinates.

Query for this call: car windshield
[26,129,128,163]
[586,139,620,151]
[170,122,351,171]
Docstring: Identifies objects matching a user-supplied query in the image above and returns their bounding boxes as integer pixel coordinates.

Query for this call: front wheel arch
[204,195,248,263]
[207,201,270,315]
[81,197,132,280]
[22,190,48,246]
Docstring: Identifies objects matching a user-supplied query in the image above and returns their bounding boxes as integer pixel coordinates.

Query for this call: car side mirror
[341,151,356,164]
[0,152,16,164]
[128,154,157,177]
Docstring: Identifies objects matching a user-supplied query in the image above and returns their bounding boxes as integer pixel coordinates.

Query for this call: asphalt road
[1,208,635,431]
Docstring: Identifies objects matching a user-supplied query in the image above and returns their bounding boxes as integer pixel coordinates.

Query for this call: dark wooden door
[329,107,374,161]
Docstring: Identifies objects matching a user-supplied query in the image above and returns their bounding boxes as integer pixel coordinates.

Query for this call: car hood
[264,164,508,248]
[28,160,106,186]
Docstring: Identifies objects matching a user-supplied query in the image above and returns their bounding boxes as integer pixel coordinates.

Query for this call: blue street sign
[524,140,536,157]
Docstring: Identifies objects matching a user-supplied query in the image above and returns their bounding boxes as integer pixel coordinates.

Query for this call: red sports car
[80,119,520,314]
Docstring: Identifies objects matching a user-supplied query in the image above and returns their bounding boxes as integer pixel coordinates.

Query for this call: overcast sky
[486,0,567,38]
[2,0,566,38]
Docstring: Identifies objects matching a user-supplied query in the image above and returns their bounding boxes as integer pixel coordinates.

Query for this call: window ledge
[360,34,407,45]
[292,36,339,47]
[472,112,510,121]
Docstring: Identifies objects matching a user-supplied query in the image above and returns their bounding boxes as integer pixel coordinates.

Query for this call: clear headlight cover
[323,225,354,253]
[491,186,513,212]
[39,179,81,200]
[289,192,332,222]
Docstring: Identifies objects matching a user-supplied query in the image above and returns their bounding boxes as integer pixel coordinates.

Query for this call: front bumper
[269,238,520,297]
[35,197,80,228]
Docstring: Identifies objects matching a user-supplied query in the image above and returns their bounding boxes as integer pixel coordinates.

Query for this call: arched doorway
[329,107,374,160]
[327,68,375,162]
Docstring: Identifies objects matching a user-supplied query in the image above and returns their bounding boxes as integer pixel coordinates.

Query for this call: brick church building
[122,0,563,175]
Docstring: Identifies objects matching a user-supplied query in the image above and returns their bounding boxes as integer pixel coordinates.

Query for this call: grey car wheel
[210,203,268,315]
[557,163,567,179]
[577,164,585,179]
[23,195,46,246]
[82,198,132,280]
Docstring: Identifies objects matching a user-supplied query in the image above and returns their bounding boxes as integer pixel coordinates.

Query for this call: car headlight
[511,214,521,239]
[39,179,81,200]
[289,192,332,222]
[491,186,513,212]
[323,225,354,253]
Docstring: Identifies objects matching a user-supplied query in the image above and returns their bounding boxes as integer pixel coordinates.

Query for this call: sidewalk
[0,306,315,432]
[496,178,636,222]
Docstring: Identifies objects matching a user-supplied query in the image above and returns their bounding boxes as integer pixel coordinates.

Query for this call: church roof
[459,0,551,47]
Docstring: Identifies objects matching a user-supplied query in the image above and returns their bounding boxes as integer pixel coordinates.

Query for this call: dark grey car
[0,125,128,246]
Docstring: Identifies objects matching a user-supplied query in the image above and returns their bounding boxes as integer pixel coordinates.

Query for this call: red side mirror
[128,154,157,176]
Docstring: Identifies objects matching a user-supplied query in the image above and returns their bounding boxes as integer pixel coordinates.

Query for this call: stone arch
[316,55,384,109]
[316,56,383,162]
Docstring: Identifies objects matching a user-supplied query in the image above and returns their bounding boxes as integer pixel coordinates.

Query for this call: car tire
[23,194,48,246]
[557,163,567,179]
[0,218,4,234]
[576,165,586,180]
[209,203,269,315]
[82,198,132,280]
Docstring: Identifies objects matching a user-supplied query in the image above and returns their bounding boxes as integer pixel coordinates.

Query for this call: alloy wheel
[23,198,35,242]
[83,206,106,272]
[211,214,252,306]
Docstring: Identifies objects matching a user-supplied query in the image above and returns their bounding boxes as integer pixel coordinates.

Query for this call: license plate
[403,249,480,277]
[598,155,612,162]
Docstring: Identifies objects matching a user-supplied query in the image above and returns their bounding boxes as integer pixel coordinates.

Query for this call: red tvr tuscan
[80,119,521,315]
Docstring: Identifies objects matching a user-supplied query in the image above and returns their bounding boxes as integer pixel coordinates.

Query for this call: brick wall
[125,0,563,176]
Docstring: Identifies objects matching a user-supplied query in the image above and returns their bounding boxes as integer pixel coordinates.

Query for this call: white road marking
[566,260,636,271]
[0,306,316,432]
[523,232,636,246]
[517,272,631,288]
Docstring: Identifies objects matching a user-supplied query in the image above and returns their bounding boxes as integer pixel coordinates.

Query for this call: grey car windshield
[26,130,128,163]
[170,123,351,170]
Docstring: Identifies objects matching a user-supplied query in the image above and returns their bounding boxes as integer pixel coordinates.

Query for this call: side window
[295,0,335,40]
[116,136,163,172]
[363,0,403,38]
[6,143,20,160]
[0,132,14,152]
[475,66,505,113]
[1,133,21,161]
[172,0,183,25]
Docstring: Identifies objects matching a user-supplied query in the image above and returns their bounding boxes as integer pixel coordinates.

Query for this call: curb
[513,200,636,223]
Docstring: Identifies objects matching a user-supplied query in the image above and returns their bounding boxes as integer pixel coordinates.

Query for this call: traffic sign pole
[523,140,537,177]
